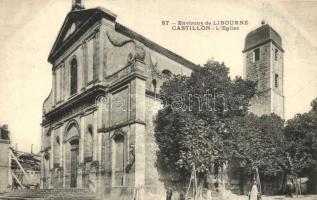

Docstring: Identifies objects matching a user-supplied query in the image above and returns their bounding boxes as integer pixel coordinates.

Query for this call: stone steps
[0,189,97,200]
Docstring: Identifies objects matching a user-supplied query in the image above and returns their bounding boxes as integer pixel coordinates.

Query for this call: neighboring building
[243,21,285,119]
[0,125,10,193]
[0,124,40,193]
[41,1,195,199]
[10,148,41,189]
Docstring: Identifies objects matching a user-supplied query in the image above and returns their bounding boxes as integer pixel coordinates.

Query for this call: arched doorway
[112,130,126,186]
[65,122,80,188]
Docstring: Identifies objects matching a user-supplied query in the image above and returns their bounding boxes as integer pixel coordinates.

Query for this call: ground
[230,195,317,200]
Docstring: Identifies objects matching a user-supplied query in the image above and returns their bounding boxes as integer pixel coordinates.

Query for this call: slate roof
[243,24,284,52]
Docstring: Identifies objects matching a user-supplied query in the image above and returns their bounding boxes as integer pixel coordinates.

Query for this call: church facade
[40,2,195,200]
[41,1,285,199]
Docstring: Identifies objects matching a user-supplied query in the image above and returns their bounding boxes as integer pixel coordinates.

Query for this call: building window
[275,49,278,61]
[275,74,279,88]
[253,48,260,62]
[70,58,78,95]
[0,129,9,140]
[162,69,172,77]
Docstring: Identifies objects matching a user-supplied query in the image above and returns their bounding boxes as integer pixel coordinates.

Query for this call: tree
[284,98,317,193]
[224,113,286,194]
[154,60,256,190]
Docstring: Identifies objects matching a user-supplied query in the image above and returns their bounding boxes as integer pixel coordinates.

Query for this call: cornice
[242,39,284,53]
[42,84,106,125]
[98,119,146,133]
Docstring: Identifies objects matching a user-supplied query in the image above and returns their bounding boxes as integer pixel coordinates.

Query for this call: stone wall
[244,41,284,119]
[0,139,10,193]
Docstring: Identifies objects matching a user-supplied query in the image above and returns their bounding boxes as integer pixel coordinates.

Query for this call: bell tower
[243,22,285,119]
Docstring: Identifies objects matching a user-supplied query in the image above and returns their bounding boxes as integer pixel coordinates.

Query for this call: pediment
[48,7,117,64]
[48,10,95,62]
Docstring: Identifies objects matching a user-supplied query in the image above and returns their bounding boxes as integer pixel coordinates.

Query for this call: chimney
[72,0,85,11]
[3,124,8,130]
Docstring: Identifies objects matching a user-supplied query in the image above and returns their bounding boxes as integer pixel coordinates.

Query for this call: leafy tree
[224,113,286,194]
[224,114,285,175]
[154,60,256,189]
[284,98,317,193]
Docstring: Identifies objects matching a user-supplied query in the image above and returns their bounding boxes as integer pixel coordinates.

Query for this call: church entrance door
[70,139,79,188]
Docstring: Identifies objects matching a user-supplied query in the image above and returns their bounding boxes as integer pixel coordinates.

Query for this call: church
[40,1,284,199]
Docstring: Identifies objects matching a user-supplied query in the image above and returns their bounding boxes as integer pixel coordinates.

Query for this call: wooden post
[185,171,193,200]
[194,165,198,200]
[255,168,262,196]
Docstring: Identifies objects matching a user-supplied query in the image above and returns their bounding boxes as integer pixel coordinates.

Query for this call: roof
[48,7,197,70]
[115,23,197,70]
[243,24,284,52]
[10,148,41,171]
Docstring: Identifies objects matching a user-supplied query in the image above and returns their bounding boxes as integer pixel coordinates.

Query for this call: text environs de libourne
[172,20,248,31]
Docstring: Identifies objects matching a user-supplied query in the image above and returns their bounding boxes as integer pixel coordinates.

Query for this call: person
[249,180,258,200]
[285,177,294,197]
[206,189,212,200]
[179,193,185,200]
[166,187,173,200]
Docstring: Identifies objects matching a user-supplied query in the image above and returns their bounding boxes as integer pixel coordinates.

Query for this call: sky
[0,0,316,153]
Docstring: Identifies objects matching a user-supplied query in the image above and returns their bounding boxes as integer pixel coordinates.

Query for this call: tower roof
[243,23,284,52]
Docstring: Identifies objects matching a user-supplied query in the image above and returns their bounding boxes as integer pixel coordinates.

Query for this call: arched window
[84,125,93,162]
[70,58,78,95]
[162,69,172,78]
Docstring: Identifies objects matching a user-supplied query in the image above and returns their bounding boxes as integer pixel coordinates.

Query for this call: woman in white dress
[249,180,258,200]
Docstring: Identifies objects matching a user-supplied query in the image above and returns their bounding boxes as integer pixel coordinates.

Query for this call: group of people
[165,177,296,200]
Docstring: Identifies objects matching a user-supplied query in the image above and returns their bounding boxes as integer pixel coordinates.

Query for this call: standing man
[166,187,173,200]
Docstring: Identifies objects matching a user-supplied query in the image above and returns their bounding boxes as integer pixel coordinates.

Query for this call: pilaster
[93,111,98,161]
[52,71,56,105]
[130,75,146,200]
[59,125,64,168]
[62,141,66,188]
[79,115,85,164]
[49,129,54,188]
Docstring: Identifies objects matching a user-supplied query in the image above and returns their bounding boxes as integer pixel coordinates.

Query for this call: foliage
[154,60,258,184]
[154,58,317,192]
[224,114,286,177]
[284,98,317,189]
